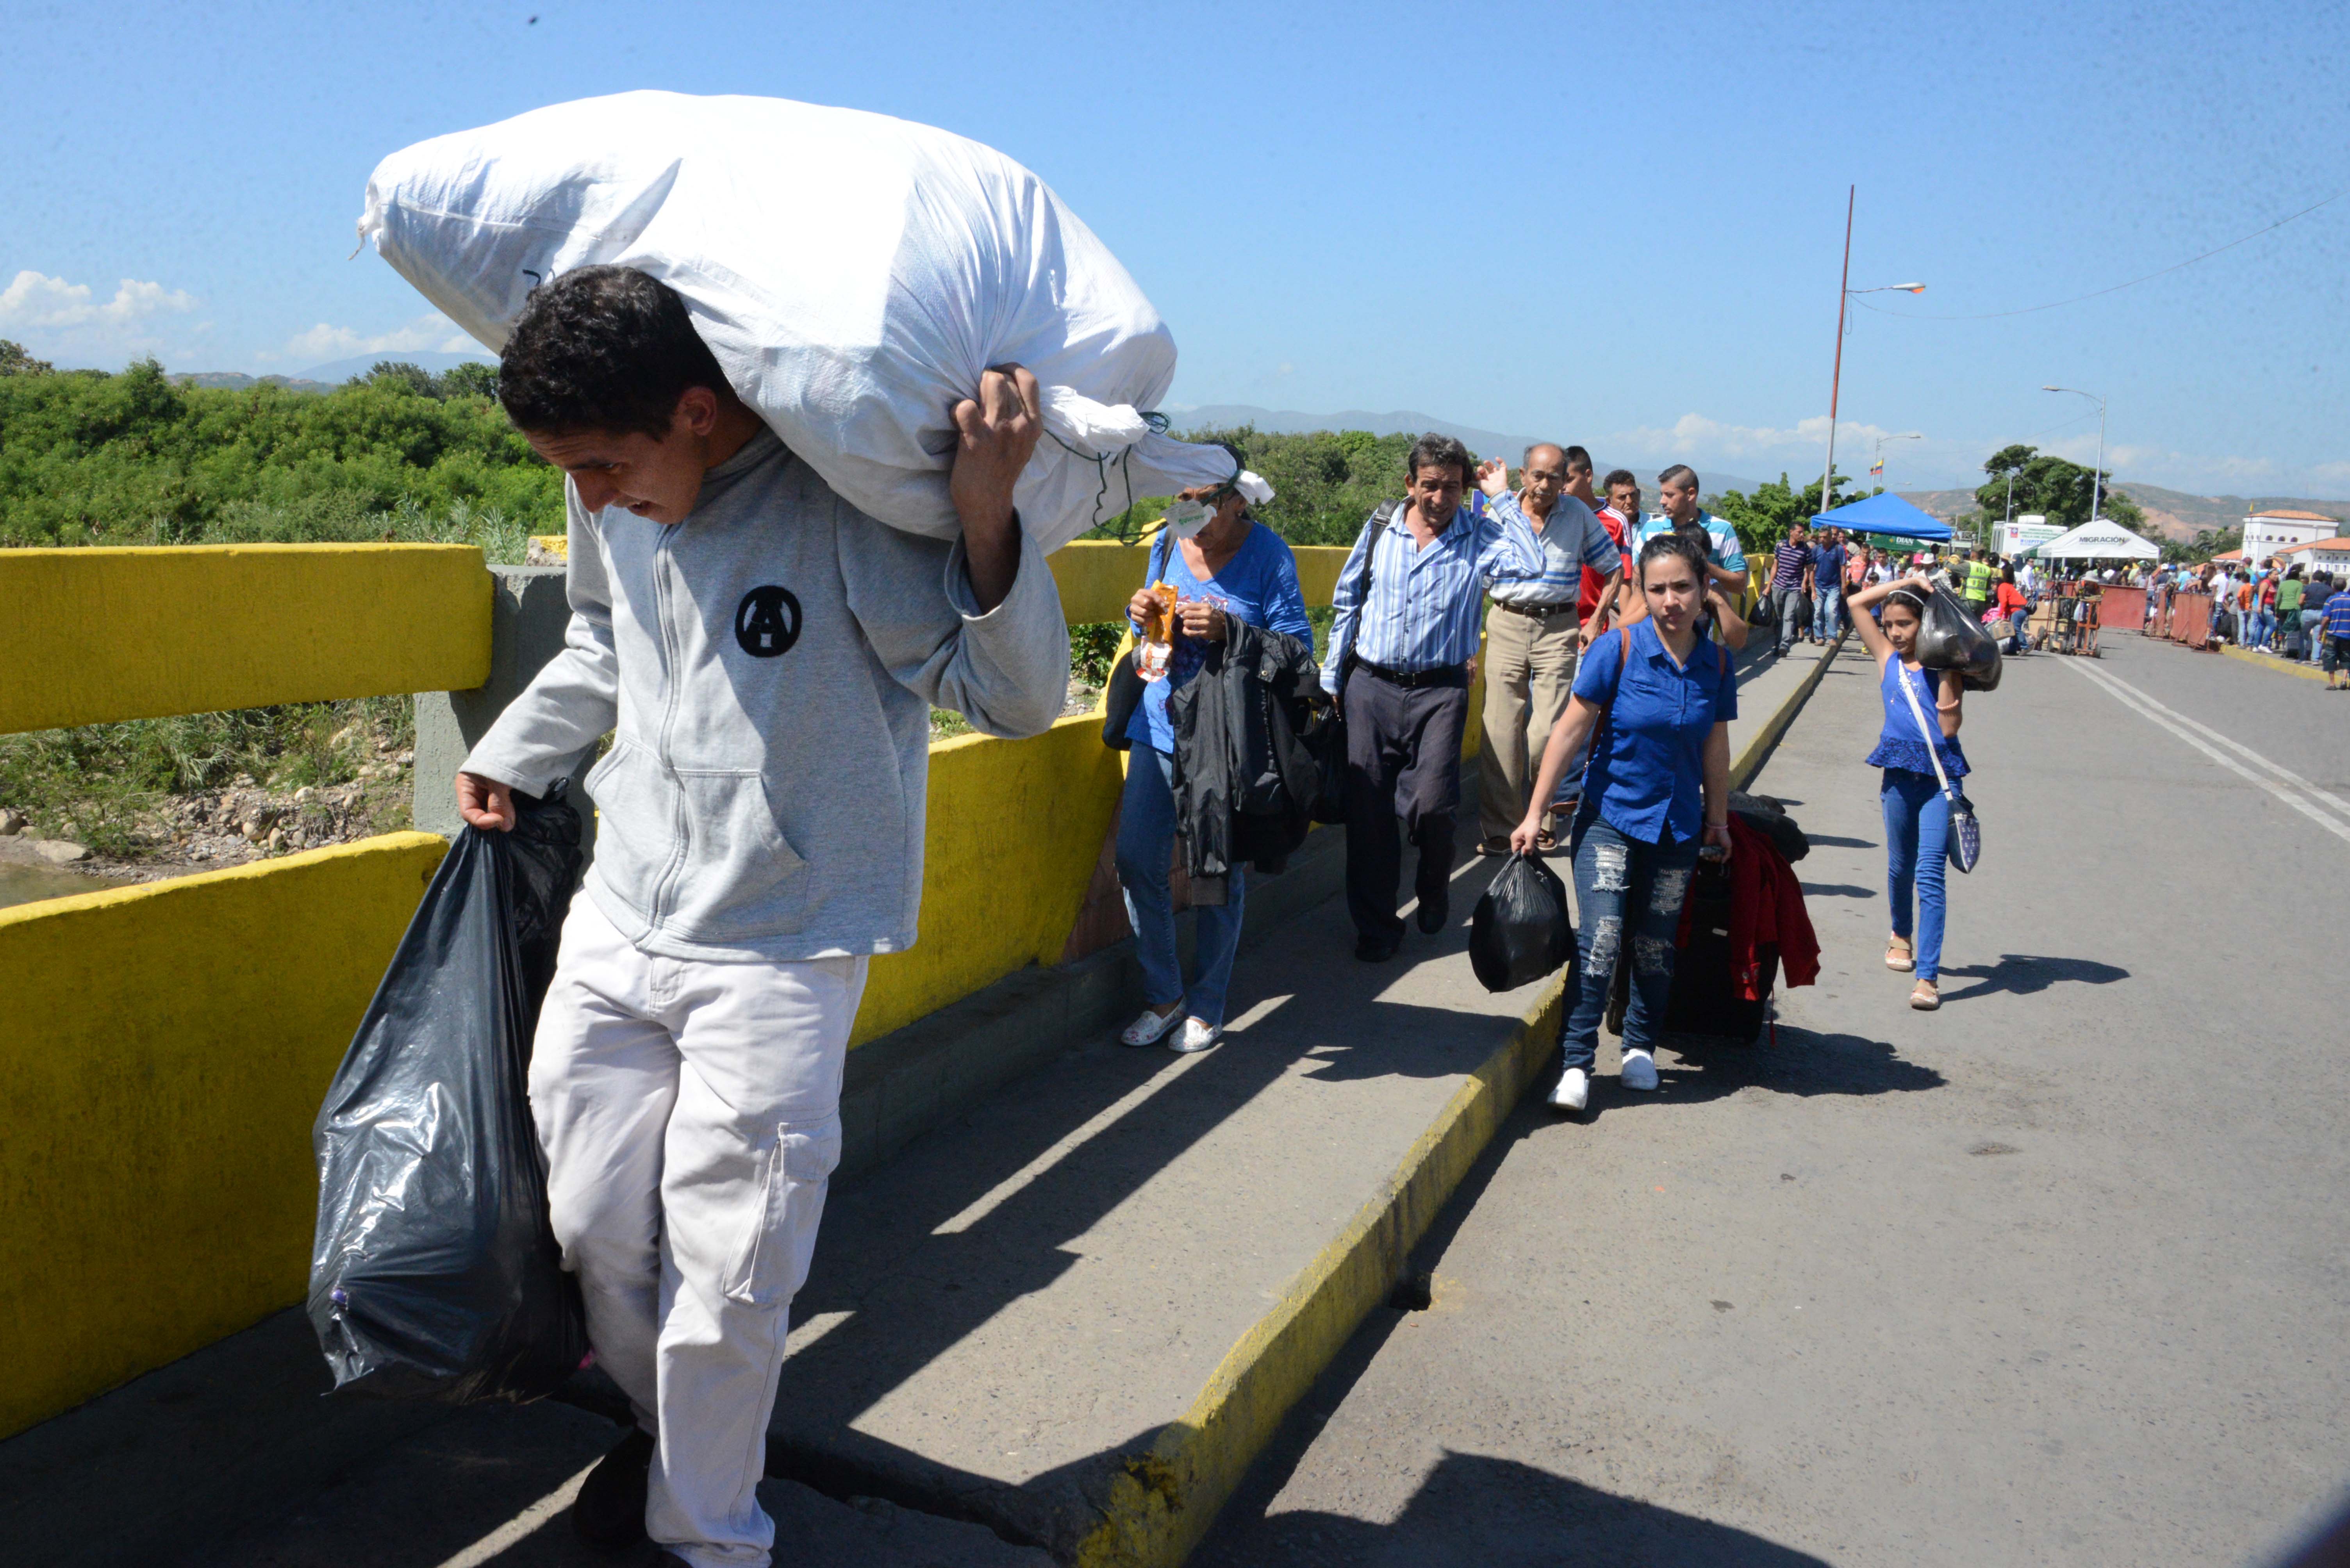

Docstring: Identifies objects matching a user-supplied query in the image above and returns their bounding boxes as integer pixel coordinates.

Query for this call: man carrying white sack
[453,264,1070,1568]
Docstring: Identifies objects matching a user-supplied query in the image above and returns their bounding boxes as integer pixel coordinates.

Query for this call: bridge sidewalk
[2,638,1838,1568]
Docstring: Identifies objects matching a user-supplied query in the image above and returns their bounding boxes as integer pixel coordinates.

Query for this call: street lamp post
[1816,185,1924,519]
[2043,386,2107,529]
[1872,431,1924,484]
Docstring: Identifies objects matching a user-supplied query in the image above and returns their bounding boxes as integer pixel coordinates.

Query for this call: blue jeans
[1813,584,1843,641]
[1881,768,1949,982]
[1559,815,1700,1070]
[1115,747,1244,1027]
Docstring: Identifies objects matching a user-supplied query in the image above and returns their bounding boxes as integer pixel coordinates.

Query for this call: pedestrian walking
[1631,465,1754,645]
[2324,577,2350,690]
[1961,547,1995,622]
[1474,444,1624,855]
[451,267,1070,1565]
[1812,527,1849,643]
[1843,573,1968,1011]
[1768,522,1813,656]
[1995,566,2030,654]
[1510,531,1737,1112]
[1110,475,1312,1054]
[1323,436,1545,961]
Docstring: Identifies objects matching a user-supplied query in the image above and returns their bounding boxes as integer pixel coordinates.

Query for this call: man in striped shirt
[1474,442,1625,855]
[1324,435,1546,961]
[1769,523,1813,657]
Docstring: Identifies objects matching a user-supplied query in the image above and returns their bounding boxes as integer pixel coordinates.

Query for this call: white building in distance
[2242,510,2340,565]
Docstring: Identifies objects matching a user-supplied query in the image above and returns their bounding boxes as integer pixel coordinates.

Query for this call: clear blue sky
[6,0,2345,496]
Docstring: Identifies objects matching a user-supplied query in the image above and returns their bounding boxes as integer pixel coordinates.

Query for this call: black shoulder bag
[1304,502,1400,823]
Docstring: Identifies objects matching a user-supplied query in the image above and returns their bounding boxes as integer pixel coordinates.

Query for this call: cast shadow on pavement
[1195,1105,1827,1568]
[1934,953,2130,1004]
[1797,882,1875,898]
[1199,1450,1830,1568]
[1558,1028,1945,1117]
[1802,833,1875,849]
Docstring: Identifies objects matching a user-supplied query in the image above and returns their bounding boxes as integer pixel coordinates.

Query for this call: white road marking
[2079,661,2350,823]
[429,1456,600,1568]
[2064,659,2350,846]
[930,993,1294,1235]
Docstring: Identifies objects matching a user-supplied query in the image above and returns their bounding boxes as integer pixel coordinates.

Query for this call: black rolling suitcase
[1603,859,1771,1046]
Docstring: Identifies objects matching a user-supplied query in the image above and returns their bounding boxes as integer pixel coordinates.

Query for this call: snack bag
[1137,583,1179,682]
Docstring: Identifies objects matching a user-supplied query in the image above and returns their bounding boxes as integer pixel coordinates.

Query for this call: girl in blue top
[1845,573,1968,1010]
[1513,533,1737,1112]
[1114,476,1312,1054]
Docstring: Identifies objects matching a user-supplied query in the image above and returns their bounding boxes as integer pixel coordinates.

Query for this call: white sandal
[1909,980,1940,1011]
[1120,1005,1185,1047]
[1885,937,1915,973]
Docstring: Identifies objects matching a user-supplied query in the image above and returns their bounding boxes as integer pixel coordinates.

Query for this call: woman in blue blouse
[1845,572,1967,1010]
[1511,533,1736,1112]
[1115,475,1313,1054]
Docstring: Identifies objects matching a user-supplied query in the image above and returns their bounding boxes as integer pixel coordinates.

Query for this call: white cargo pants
[529,895,866,1568]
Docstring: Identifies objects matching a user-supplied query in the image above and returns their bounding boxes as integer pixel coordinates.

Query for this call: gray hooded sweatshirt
[463,428,1071,962]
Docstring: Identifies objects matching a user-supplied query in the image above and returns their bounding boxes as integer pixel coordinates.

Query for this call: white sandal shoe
[1120,1005,1185,1047]
[1170,1017,1224,1054]
[1885,937,1915,973]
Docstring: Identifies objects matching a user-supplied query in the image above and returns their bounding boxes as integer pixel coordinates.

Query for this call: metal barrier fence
[2165,591,2214,647]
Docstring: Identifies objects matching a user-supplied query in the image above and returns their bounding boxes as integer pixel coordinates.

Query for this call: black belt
[1490,598,1577,619]
[1356,659,1468,690]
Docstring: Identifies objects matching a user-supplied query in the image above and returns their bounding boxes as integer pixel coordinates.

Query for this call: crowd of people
[2148,557,2350,683]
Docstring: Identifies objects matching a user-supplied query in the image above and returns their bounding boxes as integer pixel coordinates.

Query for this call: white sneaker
[1549,1067,1589,1111]
[1170,1017,1224,1054]
[1620,1049,1659,1091]
[1119,1005,1183,1047]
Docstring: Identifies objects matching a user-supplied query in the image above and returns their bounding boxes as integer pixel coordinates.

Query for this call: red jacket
[1678,816,1820,1000]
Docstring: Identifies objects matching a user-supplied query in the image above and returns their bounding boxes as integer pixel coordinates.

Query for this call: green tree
[0,339,54,376]
[1710,469,1879,559]
[1973,444,2146,533]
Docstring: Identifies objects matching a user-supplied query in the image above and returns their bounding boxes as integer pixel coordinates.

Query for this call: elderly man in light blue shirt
[1474,443,1624,853]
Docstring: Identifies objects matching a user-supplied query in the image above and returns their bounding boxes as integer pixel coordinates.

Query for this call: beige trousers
[1477,602,1581,841]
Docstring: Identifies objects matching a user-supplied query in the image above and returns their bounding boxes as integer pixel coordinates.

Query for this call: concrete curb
[1731,630,1848,791]
[2216,641,2330,684]
[1068,637,1846,1568]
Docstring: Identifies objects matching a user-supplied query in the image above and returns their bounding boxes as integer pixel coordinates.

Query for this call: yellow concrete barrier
[0,545,492,735]
[0,833,448,1438]
[851,715,1126,1044]
[1047,540,1353,625]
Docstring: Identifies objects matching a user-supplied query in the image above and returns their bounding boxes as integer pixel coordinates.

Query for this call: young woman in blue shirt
[1114,477,1313,1054]
[1844,573,1968,1010]
[1511,533,1737,1112]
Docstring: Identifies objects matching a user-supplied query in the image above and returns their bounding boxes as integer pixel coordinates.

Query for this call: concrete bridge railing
[0,534,1411,1441]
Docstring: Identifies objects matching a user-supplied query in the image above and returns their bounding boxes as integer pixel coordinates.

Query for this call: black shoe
[1354,934,1400,962]
[573,1428,655,1549]
[1416,890,1449,935]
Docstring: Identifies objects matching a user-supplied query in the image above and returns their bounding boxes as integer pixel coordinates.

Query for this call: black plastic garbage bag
[1470,852,1574,993]
[1914,583,2002,691]
[309,788,587,1403]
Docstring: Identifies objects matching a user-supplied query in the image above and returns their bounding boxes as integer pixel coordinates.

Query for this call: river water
[0,860,133,910]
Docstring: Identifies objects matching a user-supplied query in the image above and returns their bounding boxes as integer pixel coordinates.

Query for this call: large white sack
[359,91,1234,550]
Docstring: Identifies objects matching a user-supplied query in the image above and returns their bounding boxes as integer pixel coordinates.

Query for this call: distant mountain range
[166,349,496,395]
[1896,482,2346,542]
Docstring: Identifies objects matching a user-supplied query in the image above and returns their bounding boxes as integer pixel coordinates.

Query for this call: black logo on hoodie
[734,587,802,658]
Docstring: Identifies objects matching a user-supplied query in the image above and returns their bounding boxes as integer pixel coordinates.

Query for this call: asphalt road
[1199,633,2350,1568]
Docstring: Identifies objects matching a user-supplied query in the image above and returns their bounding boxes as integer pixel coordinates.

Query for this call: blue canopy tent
[1810,492,1954,542]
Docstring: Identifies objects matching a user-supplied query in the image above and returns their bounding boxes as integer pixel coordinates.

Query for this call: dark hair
[1884,587,1928,618]
[1637,529,1709,583]
[1563,444,1592,473]
[1406,434,1474,485]
[1602,468,1638,491]
[2001,565,2016,584]
[1657,463,1699,490]
[498,265,730,438]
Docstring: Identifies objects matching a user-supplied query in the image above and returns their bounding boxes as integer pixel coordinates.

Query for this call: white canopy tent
[2027,519,2161,560]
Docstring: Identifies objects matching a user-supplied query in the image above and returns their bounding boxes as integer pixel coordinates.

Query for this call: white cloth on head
[531,894,867,1568]
[1234,470,1276,506]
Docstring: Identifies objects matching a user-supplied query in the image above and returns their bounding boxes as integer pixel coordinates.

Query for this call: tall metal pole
[1819,186,1855,519]
[2089,398,2106,527]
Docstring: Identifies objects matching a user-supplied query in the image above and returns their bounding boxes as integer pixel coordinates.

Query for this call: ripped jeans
[1560,814,1700,1071]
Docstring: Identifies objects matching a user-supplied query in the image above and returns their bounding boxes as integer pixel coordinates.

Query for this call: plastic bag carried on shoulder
[1914,583,2003,691]
[308,787,587,1403]
[1470,852,1575,993]
[360,91,1238,552]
